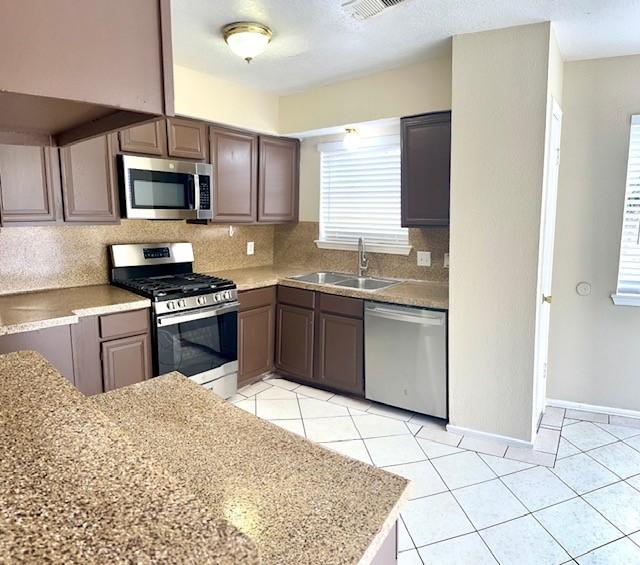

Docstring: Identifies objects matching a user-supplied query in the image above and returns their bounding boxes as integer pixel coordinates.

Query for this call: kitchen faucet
[357,236,369,277]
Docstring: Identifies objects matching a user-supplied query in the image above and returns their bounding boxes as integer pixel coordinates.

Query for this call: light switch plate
[417,251,431,267]
[444,253,450,268]
[247,241,255,255]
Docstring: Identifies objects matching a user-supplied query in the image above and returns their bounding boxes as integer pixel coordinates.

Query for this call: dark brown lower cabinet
[316,311,364,396]
[71,308,152,395]
[101,333,151,392]
[275,303,315,381]
[274,287,364,396]
[0,324,75,383]
[238,287,276,387]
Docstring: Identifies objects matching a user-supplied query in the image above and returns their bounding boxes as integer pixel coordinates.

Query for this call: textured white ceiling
[172,0,640,94]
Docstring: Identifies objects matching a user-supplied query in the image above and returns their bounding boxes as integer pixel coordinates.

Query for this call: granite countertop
[0,351,259,564]
[0,285,151,336]
[95,374,410,565]
[210,265,449,309]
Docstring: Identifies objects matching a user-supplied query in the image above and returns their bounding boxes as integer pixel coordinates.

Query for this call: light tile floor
[232,375,640,565]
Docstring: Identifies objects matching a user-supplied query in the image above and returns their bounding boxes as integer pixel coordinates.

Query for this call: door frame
[532,96,563,437]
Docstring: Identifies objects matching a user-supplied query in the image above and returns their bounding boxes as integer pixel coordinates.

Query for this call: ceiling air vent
[342,0,406,21]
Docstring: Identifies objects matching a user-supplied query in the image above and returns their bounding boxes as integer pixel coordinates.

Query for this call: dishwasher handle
[366,306,444,326]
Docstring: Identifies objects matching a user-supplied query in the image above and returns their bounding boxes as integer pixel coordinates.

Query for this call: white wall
[547,54,640,412]
[278,56,452,135]
[173,65,280,134]
[449,22,553,443]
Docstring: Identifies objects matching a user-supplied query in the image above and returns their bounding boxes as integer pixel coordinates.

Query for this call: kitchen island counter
[95,372,410,565]
[0,351,258,564]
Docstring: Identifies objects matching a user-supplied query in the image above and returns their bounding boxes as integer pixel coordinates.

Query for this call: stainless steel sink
[289,272,352,284]
[333,277,399,291]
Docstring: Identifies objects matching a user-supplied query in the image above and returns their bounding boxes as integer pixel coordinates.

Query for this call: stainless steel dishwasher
[365,302,447,418]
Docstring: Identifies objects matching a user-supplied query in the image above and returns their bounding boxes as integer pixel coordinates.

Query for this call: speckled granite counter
[0,285,150,336]
[0,351,259,564]
[210,265,449,309]
[95,373,410,565]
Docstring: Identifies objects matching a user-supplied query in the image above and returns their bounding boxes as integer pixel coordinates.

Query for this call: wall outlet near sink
[417,251,431,267]
[246,241,255,256]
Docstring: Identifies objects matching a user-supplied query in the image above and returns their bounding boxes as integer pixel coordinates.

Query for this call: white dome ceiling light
[222,22,272,63]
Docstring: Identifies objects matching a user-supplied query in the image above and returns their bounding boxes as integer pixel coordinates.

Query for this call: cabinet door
[119,120,167,156]
[238,303,275,386]
[210,126,257,223]
[167,117,207,160]
[401,112,451,226]
[60,133,120,223]
[316,312,364,396]
[258,136,299,223]
[0,145,61,224]
[101,333,151,392]
[275,304,314,380]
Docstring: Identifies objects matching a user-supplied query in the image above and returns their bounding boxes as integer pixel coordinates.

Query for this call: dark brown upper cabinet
[258,135,299,223]
[60,134,120,224]
[0,144,62,225]
[167,117,207,160]
[210,126,258,223]
[401,111,451,227]
[119,119,167,156]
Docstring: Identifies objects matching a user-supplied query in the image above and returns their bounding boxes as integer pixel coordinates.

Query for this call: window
[316,135,410,255]
[613,115,640,305]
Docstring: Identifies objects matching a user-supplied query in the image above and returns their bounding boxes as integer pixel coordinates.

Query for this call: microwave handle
[187,175,196,210]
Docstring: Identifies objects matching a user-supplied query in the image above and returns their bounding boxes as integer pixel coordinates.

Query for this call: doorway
[533,97,563,436]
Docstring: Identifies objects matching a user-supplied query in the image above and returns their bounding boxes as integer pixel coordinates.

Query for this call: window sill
[611,293,640,306]
[314,240,412,256]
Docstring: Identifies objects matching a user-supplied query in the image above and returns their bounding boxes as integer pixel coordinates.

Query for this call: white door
[533,97,563,433]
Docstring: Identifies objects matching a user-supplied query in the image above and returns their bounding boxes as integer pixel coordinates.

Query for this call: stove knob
[167,301,176,311]
[178,299,186,308]
[197,296,206,305]
[224,291,231,300]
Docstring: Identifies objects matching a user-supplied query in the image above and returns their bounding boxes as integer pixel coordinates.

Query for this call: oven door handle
[156,302,239,327]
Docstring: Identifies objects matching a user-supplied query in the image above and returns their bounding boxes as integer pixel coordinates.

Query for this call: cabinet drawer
[239,286,276,312]
[99,309,149,340]
[318,293,363,319]
[277,285,315,309]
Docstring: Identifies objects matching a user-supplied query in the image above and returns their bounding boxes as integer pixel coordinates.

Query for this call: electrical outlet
[417,251,431,267]
[444,253,450,268]
[246,241,255,255]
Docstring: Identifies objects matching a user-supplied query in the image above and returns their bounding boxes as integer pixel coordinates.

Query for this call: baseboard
[446,424,534,449]
[546,398,640,420]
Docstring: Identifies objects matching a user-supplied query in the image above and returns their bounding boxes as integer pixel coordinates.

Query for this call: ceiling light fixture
[343,128,361,150]
[222,22,272,63]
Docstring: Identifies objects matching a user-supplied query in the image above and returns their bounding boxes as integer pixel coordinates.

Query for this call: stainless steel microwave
[118,154,213,220]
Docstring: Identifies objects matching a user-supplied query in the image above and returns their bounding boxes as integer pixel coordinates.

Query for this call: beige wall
[548,54,640,412]
[449,23,553,443]
[278,56,452,135]
[173,65,280,134]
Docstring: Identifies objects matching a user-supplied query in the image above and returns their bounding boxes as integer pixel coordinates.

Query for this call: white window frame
[315,134,411,256]
[612,115,640,306]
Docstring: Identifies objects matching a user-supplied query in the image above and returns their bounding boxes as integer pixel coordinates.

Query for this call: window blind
[319,136,408,249]
[616,115,640,295]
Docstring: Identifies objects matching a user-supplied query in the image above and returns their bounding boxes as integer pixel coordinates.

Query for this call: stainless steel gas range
[109,242,238,399]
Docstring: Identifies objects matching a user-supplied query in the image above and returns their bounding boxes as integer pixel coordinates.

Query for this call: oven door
[155,302,238,398]
[120,154,198,220]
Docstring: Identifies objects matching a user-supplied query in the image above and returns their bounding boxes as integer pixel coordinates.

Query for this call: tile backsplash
[0,221,274,295]
[274,222,449,282]
[0,220,448,296]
